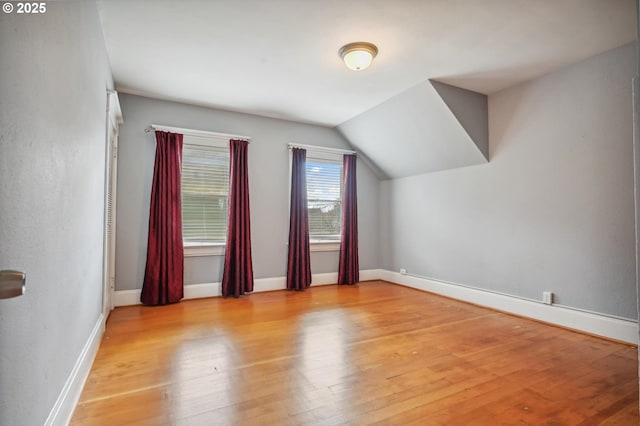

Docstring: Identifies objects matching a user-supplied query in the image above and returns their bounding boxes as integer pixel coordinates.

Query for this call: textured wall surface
[0,2,113,424]
[381,43,637,319]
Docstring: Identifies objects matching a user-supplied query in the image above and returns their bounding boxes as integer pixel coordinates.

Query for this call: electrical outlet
[400,268,407,275]
[543,291,553,305]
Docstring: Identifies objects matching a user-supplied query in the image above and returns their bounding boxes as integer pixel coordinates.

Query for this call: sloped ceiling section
[337,80,488,179]
[430,80,489,161]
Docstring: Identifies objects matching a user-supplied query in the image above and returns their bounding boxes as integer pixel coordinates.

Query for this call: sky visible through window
[306,161,341,202]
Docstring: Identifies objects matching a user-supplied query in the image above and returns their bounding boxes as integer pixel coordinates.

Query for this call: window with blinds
[181,142,229,244]
[306,158,343,241]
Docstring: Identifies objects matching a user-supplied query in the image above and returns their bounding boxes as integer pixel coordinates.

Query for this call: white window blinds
[305,157,343,241]
[181,142,229,243]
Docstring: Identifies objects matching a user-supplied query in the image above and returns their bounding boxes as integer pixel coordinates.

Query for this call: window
[181,135,229,256]
[304,151,343,249]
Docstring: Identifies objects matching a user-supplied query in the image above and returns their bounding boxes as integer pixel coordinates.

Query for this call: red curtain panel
[222,139,254,297]
[287,148,312,290]
[141,131,185,305]
[338,154,359,285]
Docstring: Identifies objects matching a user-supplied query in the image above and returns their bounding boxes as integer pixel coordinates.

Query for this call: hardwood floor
[71,281,639,425]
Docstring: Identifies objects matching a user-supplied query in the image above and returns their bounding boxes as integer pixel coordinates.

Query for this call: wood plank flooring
[71,281,639,425]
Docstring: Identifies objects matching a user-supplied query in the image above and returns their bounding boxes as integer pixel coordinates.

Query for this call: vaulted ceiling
[97,0,636,177]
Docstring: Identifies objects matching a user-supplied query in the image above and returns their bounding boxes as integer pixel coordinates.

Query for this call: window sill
[184,243,225,257]
[310,241,341,252]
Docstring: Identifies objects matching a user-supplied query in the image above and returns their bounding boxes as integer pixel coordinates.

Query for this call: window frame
[289,147,345,252]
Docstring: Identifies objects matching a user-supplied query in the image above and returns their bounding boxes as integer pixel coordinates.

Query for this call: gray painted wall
[115,94,380,291]
[0,2,113,424]
[381,43,637,320]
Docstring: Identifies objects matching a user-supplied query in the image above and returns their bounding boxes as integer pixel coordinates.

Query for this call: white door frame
[103,90,123,316]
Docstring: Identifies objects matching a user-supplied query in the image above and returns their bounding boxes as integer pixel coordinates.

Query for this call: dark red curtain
[141,131,184,305]
[287,148,312,290]
[338,154,359,285]
[222,139,254,297]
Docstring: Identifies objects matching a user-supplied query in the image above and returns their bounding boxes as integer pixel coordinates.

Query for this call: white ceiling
[97,0,636,128]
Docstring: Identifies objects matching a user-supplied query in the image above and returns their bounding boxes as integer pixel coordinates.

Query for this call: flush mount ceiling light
[339,42,378,71]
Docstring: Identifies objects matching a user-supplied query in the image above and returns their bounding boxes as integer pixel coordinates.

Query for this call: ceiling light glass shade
[339,42,378,71]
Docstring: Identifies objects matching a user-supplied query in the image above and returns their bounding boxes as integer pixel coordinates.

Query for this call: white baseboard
[113,269,638,345]
[359,269,385,281]
[114,269,381,307]
[379,270,639,345]
[113,289,141,307]
[45,313,105,426]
